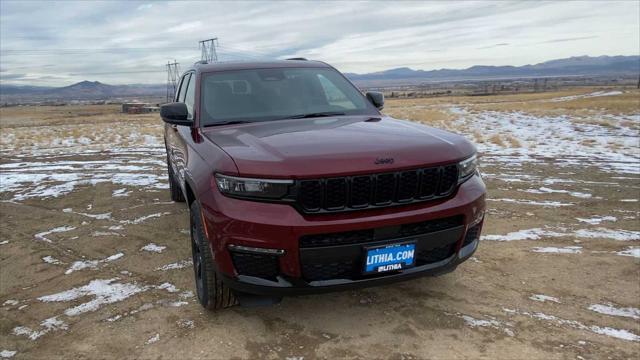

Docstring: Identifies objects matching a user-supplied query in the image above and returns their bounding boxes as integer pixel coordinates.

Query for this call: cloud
[542,36,599,43]
[0,0,638,86]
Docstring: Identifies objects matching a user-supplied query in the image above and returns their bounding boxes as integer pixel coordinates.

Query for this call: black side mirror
[160,102,192,126]
[366,91,384,110]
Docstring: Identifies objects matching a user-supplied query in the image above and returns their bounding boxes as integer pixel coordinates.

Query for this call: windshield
[200,67,377,125]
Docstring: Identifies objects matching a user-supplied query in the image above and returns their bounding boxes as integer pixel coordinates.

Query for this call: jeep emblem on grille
[374,157,394,165]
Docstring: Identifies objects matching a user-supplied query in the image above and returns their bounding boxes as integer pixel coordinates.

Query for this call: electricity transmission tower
[199,38,218,63]
[166,60,180,102]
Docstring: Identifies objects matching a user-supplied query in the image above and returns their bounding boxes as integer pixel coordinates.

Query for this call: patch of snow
[576,216,617,225]
[620,199,638,202]
[112,188,130,197]
[0,350,17,358]
[65,253,124,274]
[3,300,19,306]
[121,212,171,225]
[38,278,146,316]
[487,198,573,207]
[108,225,124,231]
[529,294,561,303]
[575,228,640,241]
[549,91,623,102]
[155,259,192,271]
[0,240,8,245]
[42,256,63,265]
[34,226,75,242]
[146,333,160,345]
[12,316,68,340]
[177,319,195,329]
[588,304,640,320]
[76,212,111,220]
[616,247,640,258]
[590,326,640,342]
[523,187,592,198]
[531,246,582,254]
[157,282,179,293]
[140,243,166,253]
[482,228,565,241]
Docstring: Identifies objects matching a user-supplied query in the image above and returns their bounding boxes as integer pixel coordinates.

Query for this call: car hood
[202,115,475,178]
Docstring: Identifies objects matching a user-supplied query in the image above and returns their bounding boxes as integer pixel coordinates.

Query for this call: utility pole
[166,60,180,103]
[199,38,218,63]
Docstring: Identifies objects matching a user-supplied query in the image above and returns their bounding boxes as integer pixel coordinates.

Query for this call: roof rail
[286,57,308,61]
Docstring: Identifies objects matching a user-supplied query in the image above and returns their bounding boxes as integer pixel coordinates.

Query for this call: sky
[1,0,638,86]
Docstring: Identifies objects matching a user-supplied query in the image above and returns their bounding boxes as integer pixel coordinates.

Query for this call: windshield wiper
[282,111,345,119]
[205,120,252,127]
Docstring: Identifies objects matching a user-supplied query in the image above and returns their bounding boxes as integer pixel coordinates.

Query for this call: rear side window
[184,73,196,119]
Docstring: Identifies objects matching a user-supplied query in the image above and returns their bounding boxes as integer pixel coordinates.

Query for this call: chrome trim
[228,244,286,255]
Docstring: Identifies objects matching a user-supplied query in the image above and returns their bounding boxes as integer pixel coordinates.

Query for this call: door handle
[171,124,178,131]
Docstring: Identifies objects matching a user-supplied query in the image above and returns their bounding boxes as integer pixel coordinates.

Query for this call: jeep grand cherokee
[161,59,485,309]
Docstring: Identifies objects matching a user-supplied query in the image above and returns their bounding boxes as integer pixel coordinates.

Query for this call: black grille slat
[298,164,459,213]
[325,178,347,209]
[350,176,372,207]
[300,180,323,211]
[397,171,419,201]
[418,168,439,198]
[374,173,396,205]
[439,165,459,195]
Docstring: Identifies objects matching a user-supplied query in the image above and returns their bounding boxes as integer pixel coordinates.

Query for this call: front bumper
[199,174,485,296]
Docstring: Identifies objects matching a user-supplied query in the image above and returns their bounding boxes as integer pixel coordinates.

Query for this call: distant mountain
[345,55,639,81]
[0,80,165,101]
[1,55,638,103]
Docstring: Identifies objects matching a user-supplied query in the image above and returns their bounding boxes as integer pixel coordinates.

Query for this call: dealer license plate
[364,242,416,274]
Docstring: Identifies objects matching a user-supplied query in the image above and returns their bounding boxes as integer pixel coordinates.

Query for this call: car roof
[188,59,332,74]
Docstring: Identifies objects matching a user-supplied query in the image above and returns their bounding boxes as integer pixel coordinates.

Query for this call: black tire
[167,161,185,202]
[190,201,237,310]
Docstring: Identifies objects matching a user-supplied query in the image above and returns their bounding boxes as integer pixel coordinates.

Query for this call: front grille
[463,224,481,246]
[300,215,463,248]
[299,215,465,282]
[230,252,279,279]
[297,165,459,213]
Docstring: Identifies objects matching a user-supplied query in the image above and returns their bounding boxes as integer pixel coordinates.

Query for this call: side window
[178,73,191,103]
[184,73,196,119]
[317,74,356,110]
[175,74,189,102]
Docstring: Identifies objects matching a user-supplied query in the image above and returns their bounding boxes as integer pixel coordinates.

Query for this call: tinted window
[200,67,376,125]
[184,73,196,118]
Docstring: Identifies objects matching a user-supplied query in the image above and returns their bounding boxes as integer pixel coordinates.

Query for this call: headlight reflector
[458,154,478,184]
[215,174,293,199]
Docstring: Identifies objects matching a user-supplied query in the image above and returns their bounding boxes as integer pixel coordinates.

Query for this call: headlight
[214,174,293,199]
[458,154,478,184]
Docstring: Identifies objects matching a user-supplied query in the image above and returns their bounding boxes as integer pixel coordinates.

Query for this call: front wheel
[190,201,237,310]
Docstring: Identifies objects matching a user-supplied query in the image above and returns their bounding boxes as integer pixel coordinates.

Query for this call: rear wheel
[190,201,237,310]
[167,161,185,202]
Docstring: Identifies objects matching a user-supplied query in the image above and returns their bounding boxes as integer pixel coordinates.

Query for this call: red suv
[161,59,485,309]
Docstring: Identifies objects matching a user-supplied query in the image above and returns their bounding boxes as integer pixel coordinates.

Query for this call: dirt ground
[1,88,639,359]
